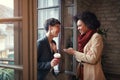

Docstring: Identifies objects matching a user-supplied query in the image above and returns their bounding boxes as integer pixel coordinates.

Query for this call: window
[63,0,77,76]
[0,0,37,80]
[0,0,23,80]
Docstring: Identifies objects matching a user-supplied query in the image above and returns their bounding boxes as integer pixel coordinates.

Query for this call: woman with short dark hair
[37,18,61,80]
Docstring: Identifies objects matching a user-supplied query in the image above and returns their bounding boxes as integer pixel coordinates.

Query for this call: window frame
[0,0,37,80]
[60,0,77,76]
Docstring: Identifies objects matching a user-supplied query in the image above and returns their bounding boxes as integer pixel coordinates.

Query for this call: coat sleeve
[74,34,103,64]
[37,61,51,70]
[37,41,52,70]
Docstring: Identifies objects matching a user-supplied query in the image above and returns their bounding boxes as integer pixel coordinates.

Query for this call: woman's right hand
[63,47,75,55]
[50,58,60,67]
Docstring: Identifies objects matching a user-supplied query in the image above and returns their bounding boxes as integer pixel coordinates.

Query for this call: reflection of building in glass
[0,5,13,18]
[0,5,14,64]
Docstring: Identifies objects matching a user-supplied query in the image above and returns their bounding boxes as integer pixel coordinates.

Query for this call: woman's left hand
[63,47,75,55]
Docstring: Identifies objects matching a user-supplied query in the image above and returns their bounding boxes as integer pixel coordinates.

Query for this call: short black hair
[44,18,61,31]
[74,11,100,30]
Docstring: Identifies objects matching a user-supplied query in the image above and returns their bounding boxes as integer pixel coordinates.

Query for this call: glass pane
[38,8,59,28]
[64,29,73,71]
[38,0,59,8]
[64,6,74,27]
[0,24,14,64]
[0,0,14,18]
[0,22,22,65]
[38,30,46,40]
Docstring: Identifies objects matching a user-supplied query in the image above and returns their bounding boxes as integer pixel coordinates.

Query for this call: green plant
[0,68,14,80]
[97,28,109,38]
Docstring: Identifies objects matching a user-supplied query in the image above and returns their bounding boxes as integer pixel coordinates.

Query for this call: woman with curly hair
[63,11,106,80]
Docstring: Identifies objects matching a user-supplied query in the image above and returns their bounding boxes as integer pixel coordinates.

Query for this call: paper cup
[54,53,61,59]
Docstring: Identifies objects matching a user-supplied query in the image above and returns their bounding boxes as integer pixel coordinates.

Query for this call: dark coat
[37,36,54,80]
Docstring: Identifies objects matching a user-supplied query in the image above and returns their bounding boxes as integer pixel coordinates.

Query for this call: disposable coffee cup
[54,53,61,59]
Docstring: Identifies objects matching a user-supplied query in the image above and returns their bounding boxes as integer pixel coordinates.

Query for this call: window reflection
[0,24,14,64]
[0,0,14,18]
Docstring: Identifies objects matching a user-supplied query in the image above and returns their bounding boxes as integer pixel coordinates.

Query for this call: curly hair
[44,18,61,31]
[74,11,100,30]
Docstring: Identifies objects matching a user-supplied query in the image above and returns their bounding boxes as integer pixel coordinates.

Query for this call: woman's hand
[50,58,60,67]
[63,47,75,55]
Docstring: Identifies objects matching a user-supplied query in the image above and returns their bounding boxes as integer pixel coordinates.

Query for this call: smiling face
[77,20,89,35]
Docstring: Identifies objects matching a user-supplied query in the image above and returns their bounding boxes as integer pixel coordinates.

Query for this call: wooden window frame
[0,0,37,80]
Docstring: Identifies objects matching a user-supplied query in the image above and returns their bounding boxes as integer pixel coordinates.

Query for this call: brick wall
[76,0,93,13]
[77,0,120,80]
